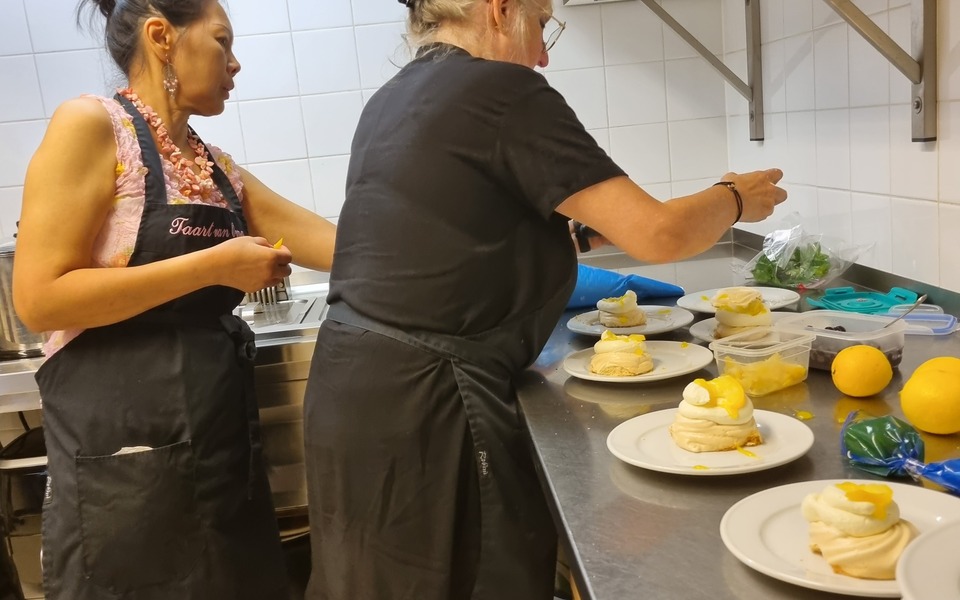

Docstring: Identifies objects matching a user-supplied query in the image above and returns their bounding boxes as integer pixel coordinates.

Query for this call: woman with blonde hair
[303,0,786,598]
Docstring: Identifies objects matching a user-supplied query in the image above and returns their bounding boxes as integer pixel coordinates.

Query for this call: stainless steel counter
[517,268,960,600]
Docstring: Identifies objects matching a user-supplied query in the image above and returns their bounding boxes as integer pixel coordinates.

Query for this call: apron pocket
[75,440,204,593]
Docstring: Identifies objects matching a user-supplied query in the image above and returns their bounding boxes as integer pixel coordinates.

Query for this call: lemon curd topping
[836,482,894,520]
[691,375,746,419]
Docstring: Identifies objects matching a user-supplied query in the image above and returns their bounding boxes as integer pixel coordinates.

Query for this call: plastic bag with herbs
[736,216,872,290]
[840,412,960,495]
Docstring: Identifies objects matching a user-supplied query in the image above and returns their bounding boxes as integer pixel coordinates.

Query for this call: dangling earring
[162,58,179,98]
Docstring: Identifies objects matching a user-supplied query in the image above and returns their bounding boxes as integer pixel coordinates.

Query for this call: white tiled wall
[724,0,960,292]
[1,0,958,292]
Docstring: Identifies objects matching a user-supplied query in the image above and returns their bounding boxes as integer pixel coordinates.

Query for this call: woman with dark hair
[302,0,785,598]
[12,0,335,598]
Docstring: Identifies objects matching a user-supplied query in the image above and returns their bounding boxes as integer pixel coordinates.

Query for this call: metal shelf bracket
[822,0,937,142]
[636,0,764,140]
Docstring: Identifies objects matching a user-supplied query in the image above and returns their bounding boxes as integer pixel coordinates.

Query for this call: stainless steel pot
[0,241,44,359]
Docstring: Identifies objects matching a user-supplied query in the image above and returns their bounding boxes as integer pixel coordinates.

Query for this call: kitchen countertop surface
[517,248,960,600]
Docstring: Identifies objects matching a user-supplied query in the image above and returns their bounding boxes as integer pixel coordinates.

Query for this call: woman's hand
[721,168,787,223]
[208,236,293,292]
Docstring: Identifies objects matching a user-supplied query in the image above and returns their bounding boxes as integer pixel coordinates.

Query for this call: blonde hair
[404,0,540,53]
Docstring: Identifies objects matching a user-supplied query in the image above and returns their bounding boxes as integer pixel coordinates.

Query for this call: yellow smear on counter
[794,410,814,421]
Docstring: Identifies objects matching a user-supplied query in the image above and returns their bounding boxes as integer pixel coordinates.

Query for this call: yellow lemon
[900,368,960,434]
[830,345,893,398]
[913,356,960,377]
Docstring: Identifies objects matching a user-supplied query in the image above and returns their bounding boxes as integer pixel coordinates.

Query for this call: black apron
[303,267,575,600]
[34,95,287,599]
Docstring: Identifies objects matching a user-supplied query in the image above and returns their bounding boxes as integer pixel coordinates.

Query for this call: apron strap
[325,302,511,374]
[189,127,244,215]
[114,93,167,206]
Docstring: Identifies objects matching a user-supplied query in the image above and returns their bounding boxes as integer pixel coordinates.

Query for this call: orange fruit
[830,345,893,398]
[900,361,960,434]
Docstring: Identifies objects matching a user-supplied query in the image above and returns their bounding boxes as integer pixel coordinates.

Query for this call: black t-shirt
[328,45,625,336]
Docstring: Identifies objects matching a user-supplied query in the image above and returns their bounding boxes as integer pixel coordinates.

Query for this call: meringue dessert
[596,290,647,328]
[668,375,762,452]
[711,287,771,339]
[588,330,654,377]
[801,482,918,580]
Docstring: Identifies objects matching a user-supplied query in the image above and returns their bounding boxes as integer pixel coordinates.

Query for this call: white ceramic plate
[562,342,713,383]
[566,306,695,336]
[720,480,960,598]
[897,519,960,600]
[606,409,814,476]
[677,287,801,314]
[688,312,795,343]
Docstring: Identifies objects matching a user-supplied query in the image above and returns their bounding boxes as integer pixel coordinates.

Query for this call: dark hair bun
[90,0,118,18]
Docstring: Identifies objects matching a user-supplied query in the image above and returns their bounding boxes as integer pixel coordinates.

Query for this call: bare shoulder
[46,96,114,144]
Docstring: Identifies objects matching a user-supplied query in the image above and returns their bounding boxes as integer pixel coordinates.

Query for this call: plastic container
[805,286,919,314]
[775,310,907,370]
[708,328,814,396]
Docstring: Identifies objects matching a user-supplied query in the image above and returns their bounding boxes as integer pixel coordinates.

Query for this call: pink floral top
[43,94,245,358]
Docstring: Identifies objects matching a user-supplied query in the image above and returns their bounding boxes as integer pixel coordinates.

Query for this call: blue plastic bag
[566,264,684,309]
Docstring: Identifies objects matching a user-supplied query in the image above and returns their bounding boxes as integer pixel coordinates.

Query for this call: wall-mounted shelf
[635,0,763,141]
[822,0,936,142]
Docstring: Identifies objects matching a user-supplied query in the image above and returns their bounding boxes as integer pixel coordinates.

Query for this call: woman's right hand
[721,168,787,222]
[209,236,293,292]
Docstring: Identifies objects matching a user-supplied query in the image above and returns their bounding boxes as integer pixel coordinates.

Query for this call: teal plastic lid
[806,286,918,314]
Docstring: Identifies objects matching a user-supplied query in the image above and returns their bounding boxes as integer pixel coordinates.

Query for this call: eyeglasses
[543,15,566,52]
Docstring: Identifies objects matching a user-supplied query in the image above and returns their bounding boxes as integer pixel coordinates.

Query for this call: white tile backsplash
[233,34,300,101]
[351,0,407,26]
[34,49,111,117]
[310,155,350,218]
[782,0,813,38]
[246,160,315,211]
[354,22,408,89]
[816,188,852,241]
[301,92,363,158]
[939,101,960,205]
[889,109,938,201]
[890,197,939,285]
[238,98,307,164]
[660,0,723,61]
[783,34,815,112]
[665,58,726,120]
[0,186,22,239]
[939,203,960,291]
[813,25,848,110]
[600,1,664,66]
[851,192,892,273]
[668,117,727,181]
[24,0,100,53]
[815,109,850,189]
[289,0,352,30]
[0,0,32,56]
[0,55,44,121]
[545,3,603,72]
[293,29,361,96]
[848,10,889,108]
[604,63,666,127]
[849,106,890,195]
[0,120,46,187]
[225,0,291,36]
[192,103,247,165]
[2,0,960,292]
[545,68,608,131]
[608,123,671,185]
